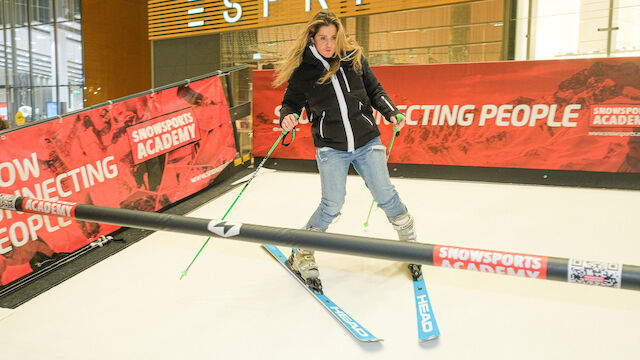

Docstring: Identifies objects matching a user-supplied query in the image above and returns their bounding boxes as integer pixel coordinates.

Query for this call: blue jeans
[305,137,408,231]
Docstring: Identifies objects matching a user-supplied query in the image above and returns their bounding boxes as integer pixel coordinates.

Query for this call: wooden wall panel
[249,0,504,65]
[83,0,151,106]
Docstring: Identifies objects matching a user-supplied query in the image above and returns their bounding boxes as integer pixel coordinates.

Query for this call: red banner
[252,57,640,172]
[0,75,236,285]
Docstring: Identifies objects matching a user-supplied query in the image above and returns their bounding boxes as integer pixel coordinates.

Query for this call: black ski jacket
[279,45,401,152]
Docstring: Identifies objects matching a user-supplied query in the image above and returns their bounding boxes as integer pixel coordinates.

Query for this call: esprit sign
[262,0,363,17]
[186,0,363,24]
[150,0,469,39]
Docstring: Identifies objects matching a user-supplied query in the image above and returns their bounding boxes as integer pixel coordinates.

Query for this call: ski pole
[363,121,400,228]
[180,114,298,279]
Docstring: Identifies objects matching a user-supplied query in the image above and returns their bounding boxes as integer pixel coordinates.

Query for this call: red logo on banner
[126,108,201,164]
[433,245,548,279]
[590,105,640,127]
[21,198,76,218]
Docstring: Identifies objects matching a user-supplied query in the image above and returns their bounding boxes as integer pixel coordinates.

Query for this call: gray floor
[1,169,639,359]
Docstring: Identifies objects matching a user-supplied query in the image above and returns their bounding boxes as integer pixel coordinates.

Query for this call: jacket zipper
[309,45,355,152]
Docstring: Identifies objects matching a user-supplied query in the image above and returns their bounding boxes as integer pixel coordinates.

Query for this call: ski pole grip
[393,114,402,136]
[281,113,299,147]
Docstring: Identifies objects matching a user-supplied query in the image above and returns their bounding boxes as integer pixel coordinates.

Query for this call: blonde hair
[273,10,362,88]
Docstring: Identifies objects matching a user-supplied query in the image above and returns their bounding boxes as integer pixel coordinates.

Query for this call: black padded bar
[2,194,638,291]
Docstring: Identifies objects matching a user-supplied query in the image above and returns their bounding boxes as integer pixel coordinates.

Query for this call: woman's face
[312,24,337,58]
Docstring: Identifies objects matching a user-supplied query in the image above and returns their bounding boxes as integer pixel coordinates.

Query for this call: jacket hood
[301,45,330,69]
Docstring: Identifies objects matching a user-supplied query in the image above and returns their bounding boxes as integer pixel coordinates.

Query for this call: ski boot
[391,212,417,242]
[287,247,323,294]
[392,213,422,280]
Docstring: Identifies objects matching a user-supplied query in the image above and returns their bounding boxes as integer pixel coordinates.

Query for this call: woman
[273,10,417,291]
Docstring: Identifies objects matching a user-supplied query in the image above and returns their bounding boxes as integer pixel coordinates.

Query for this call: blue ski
[263,244,382,342]
[410,264,440,341]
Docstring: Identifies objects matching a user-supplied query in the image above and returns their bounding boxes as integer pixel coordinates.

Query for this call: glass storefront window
[0,12,7,132]
[0,0,84,128]
[614,0,640,57]
[58,84,81,113]
[1,29,12,87]
[31,23,55,86]
[248,23,305,68]
[533,1,608,59]
[30,0,54,25]
[56,0,80,22]
[57,20,82,85]
[31,85,55,121]
[12,26,31,87]
[13,0,28,27]
[0,15,5,81]
[516,0,640,60]
[67,84,82,111]
[12,86,32,125]
[0,100,8,129]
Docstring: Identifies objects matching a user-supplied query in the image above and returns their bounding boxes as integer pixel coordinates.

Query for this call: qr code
[568,259,621,288]
[0,194,17,211]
